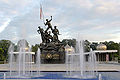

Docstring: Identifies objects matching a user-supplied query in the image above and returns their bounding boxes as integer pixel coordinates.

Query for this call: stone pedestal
[40,42,65,64]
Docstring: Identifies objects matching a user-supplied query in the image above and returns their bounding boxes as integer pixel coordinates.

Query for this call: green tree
[0,40,12,61]
[90,42,98,50]
[118,43,120,60]
[31,44,39,53]
[62,39,76,48]
[84,40,91,52]
[0,48,4,61]
[32,44,40,63]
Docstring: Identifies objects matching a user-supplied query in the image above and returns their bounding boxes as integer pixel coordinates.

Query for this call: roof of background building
[96,44,107,50]
[94,50,117,53]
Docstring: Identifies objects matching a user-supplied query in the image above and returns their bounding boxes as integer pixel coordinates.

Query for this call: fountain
[36,48,41,76]
[8,39,42,78]
[65,40,98,79]
[4,16,99,79]
[6,39,99,79]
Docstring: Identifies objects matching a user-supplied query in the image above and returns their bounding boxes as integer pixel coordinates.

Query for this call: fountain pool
[0,72,120,80]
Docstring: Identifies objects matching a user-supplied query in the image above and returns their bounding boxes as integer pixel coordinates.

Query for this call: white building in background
[94,44,117,62]
[65,43,118,62]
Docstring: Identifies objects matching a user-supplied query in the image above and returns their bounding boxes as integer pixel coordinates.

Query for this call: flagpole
[41,5,45,24]
[40,3,45,28]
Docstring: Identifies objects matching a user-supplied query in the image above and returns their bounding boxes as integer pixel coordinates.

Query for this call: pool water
[0,72,120,80]
[100,72,120,80]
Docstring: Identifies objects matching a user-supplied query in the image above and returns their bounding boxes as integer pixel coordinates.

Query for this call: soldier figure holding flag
[44,16,53,32]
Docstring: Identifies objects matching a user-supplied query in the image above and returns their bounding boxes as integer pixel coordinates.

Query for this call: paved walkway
[0,63,120,71]
[0,63,120,80]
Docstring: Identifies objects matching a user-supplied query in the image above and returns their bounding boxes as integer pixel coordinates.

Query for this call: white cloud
[0,18,11,33]
[0,0,38,33]
[94,0,120,16]
[54,0,93,9]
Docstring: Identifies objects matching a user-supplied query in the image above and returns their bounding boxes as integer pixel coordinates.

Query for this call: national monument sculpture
[37,16,65,63]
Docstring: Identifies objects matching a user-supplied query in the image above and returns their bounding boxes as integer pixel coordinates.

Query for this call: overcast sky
[0,0,120,45]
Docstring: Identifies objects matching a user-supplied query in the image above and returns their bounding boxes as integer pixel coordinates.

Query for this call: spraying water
[99,74,102,80]
[8,44,14,76]
[8,39,42,78]
[36,48,41,76]
[65,40,98,79]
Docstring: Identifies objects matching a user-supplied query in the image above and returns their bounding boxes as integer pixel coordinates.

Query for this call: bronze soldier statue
[44,16,53,32]
[48,31,53,42]
[37,26,45,43]
[52,26,60,42]
[44,31,50,43]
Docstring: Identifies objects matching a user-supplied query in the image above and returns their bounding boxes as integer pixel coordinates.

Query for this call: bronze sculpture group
[37,16,60,43]
[37,16,65,63]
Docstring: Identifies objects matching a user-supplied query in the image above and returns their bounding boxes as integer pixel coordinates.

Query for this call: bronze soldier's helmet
[54,26,57,28]
[46,19,48,21]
